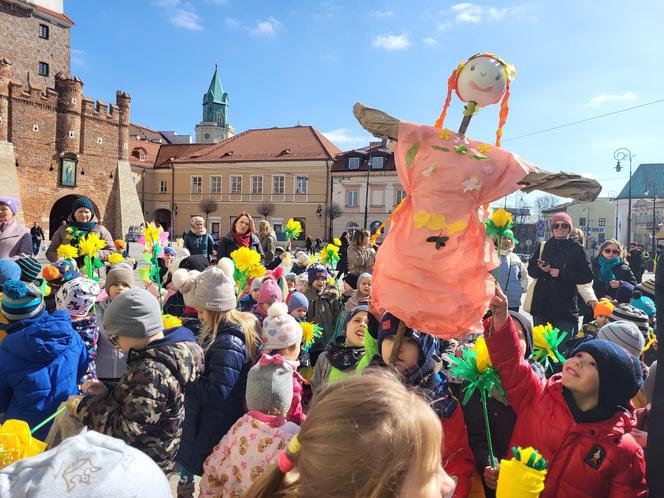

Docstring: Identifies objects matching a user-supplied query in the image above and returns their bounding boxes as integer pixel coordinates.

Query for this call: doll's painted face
[456,55,508,106]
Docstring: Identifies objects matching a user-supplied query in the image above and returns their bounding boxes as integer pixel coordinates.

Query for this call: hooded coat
[46,214,116,263]
[75,327,203,472]
[0,310,88,440]
[0,220,32,259]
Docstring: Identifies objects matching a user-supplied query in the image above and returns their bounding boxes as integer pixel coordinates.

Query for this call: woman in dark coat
[336,231,349,278]
[591,239,637,300]
[216,212,264,261]
[183,216,215,261]
[528,213,593,337]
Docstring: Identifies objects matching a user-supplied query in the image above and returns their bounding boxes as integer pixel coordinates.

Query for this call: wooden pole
[389,321,407,366]
[457,101,478,139]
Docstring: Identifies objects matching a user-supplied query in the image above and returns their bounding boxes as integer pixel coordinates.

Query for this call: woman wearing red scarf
[217,212,265,261]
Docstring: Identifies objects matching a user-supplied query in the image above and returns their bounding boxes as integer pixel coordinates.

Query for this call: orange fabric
[495,83,511,147]
[370,122,532,337]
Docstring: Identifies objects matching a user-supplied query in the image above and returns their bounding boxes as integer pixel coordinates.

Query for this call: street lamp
[363,156,371,229]
[614,147,634,245]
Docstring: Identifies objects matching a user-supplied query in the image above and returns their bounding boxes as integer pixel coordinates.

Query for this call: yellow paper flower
[56,244,79,260]
[0,419,47,469]
[333,237,342,246]
[490,208,513,229]
[78,233,107,257]
[138,267,151,282]
[301,321,323,352]
[248,263,266,279]
[107,253,125,265]
[307,254,319,265]
[413,210,468,236]
[438,129,452,140]
[162,314,183,329]
[284,219,302,239]
[477,143,492,154]
[473,337,491,373]
[143,222,163,245]
[231,247,262,273]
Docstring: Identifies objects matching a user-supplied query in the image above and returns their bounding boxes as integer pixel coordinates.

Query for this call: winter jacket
[491,251,528,308]
[628,249,645,276]
[184,231,215,260]
[95,299,127,380]
[344,290,369,313]
[217,232,264,261]
[259,232,277,264]
[75,327,203,472]
[347,244,376,274]
[286,370,306,425]
[336,237,349,274]
[528,239,593,320]
[0,310,88,440]
[486,317,648,498]
[0,220,32,259]
[71,315,99,382]
[591,257,637,300]
[46,215,116,263]
[200,412,299,497]
[177,321,255,476]
[304,286,341,354]
[310,337,364,394]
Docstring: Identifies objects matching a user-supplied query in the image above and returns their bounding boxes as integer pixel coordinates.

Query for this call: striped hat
[16,256,41,283]
[609,303,649,334]
[637,279,655,300]
[597,321,645,357]
[1,279,44,321]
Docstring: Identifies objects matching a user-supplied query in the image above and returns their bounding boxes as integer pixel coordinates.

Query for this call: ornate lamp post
[614,148,633,244]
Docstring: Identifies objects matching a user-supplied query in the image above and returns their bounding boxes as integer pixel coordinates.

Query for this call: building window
[370,156,384,169]
[230,175,242,194]
[273,175,285,194]
[191,176,202,194]
[348,157,360,170]
[210,175,222,194]
[295,176,308,195]
[139,151,145,161]
[38,62,49,77]
[598,217,606,227]
[347,191,359,207]
[395,189,406,205]
[251,176,263,194]
[159,180,167,193]
[39,24,49,39]
[579,217,586,227]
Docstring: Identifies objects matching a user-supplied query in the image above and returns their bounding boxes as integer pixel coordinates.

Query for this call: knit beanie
[609,303,649,333]
[285,272,297,282]
[643,361,657,404]
[0,431,171,498]
[72,196,94,216]
[571,339,642,409]
[56,277,100,317]
[343,271,360,290]
[344,304,369,332]
[104,288,162,338]
[245,354,294,416]
[594,299,615,319]
[0,196,20,215]
[178,254,209,272]
[378,312,438,365]
[630,293,656,317]
[551,212,574,230]
[258,276,283,305]
[0,259,21,289]
[307,264,329,285]
[1,279,44,321]
[262,302,303,350]
[615,283,635,304]
[251,277,264,292]
[597,321,645,357]
[42,259,80,290]
[637,279,656,300]
[16,256,41,283]
[163,246,176,256]
[287,291,309,313]
[104,264,135,293]
[175,258,236,312]
[113,239,126,251]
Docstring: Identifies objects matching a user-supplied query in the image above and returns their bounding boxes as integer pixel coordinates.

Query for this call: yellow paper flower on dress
[477,143,492,154]
[107,253,125,265]
[0,419,47,469]
[248,263,267,279]
[78,233,107,257]
[473,337,491,373]
[438,129,452,140]
[413,210,468,236]
[56,244,79,260]
[489,208,513,229]
[231,247,262,273]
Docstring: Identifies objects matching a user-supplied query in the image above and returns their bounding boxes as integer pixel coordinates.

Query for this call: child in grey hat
[200,354,299,497]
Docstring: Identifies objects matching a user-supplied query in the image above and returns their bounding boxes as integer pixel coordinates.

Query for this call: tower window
[39,24,49,39]
[38,62,49,77]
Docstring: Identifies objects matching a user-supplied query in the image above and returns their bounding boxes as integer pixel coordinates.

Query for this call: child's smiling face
[561,351,600,400]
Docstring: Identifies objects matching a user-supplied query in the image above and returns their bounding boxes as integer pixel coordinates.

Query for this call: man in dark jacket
[628,242,646,283]
[648,252,664,495]
[29,222,45,256]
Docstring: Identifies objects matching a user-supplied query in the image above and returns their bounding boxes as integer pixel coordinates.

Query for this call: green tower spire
[202,64,229,126]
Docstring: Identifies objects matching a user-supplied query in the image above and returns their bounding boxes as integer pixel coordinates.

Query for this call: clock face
[456,55,508,107]
[205,133,210,139]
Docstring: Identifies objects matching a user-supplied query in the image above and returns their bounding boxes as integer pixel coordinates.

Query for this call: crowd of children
[0,231,659,497]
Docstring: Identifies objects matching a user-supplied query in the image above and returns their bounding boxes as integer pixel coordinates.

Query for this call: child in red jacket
[486,285,648,498]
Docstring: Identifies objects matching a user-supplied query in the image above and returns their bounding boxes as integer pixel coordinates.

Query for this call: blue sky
[67,0,663,204]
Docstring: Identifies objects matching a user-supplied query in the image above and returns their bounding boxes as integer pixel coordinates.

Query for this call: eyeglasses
[603,248,620,255]
[552,223,570,229]
[108,334,119,348]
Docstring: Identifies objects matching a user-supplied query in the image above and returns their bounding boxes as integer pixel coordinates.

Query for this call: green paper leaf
[454,145,468,154]
[431,145,450,152]
[472,154,488,161]
[405,142,420,168]
[142,252,154,264]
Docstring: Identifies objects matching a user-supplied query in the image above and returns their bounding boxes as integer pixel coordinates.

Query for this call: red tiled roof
[128,139,161,169]
[34,4,74,25]
[174,126,342,163]
[154,143,210,168]
[129,123,168,143]
[331,142,396,172]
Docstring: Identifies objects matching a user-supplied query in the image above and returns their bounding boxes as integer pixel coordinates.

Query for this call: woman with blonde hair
[245,369,458,498]
[258,219,278,264]
[591,238,637,301]
[172,260,261,496]
[217,212,264,261]
[183,216,215,261]
[347,229,376,274]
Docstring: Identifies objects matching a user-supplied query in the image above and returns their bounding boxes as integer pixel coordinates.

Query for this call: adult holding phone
[527,213,593,338]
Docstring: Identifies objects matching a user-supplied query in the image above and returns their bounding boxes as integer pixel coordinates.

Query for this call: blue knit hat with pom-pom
[1,279,44,322]
[0,259,21,289]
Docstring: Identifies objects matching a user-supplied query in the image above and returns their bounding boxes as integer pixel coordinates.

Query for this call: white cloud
[323,128,371,148]
[249,17,283,37]
[436,20,452,31]
[224,17,239,28]
[586,92,638,106]
[71,48,85,66]
[369,10,394,17]
[421,36,438,46]
[373,33,410,50]
[154,0,203,31]
[206,0,229,4]
[449,3,523,23]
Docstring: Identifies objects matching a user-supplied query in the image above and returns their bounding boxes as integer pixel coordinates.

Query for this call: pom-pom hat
[0,260,21,289]
[174,258,236,312]
[262,302,303,350]
[1,279,44,321]
[245,354,294,416]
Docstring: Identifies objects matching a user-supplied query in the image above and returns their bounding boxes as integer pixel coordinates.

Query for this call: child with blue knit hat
[0,279,88,439]
[303,264,341,362]
[287,291,309,321]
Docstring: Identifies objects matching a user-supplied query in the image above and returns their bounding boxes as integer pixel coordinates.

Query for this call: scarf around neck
[70,219,96,231]
[191,225,207,236]
[232,229,251,248]
[597,255,621,284]
[0,219,15,233]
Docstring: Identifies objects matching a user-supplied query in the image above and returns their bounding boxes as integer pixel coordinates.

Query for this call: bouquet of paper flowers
[319,243,340,271]
[78,233,107,281]
[137,223,170,299]
[284,218,302,242]
[230,247,266,299]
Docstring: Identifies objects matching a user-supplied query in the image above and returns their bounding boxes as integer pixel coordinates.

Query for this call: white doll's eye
[470,65,475,71]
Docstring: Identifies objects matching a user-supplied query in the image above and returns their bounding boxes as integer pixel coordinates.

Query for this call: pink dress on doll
[371,122,533,338]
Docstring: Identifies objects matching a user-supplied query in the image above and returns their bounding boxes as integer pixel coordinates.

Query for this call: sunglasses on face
[552,223,570,229]
[603,248,620,255]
